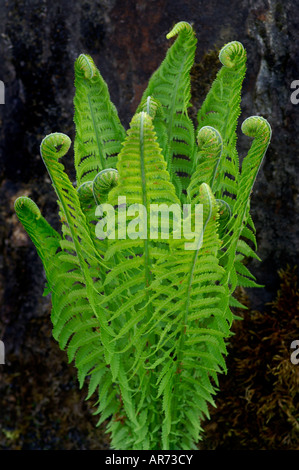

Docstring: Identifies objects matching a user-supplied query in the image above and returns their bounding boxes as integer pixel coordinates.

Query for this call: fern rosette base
[14,21,271,450]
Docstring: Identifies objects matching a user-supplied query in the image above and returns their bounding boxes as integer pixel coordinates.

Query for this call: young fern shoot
[14,21,271,450]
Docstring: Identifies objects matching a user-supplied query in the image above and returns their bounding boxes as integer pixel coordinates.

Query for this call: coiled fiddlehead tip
[77,181,94,204]
[216,198,231,219]
[40,133,71,160]
[14,196,41,219]
[196,126,223,162]
[219,41,246,68]
[139,96,162,119]
[76,54,97,80]
[166,21,193,39]
[241,116,272,140]
[198,182,215,208]
[197,126,222,149]
[93,168,119,204]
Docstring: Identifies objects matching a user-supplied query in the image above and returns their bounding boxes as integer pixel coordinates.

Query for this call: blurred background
[0,0,298,450]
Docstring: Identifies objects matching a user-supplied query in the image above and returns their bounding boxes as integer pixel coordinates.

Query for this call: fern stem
[170,183,213,448]
[87,93,105,170]
[139,112,151,291]
[139,112,161,440]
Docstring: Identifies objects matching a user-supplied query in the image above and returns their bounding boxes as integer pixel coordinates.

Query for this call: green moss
[200,266,299,450]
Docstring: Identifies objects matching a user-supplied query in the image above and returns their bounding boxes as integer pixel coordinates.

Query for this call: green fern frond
[221,116,271,292]
[197,40,247,206]
[136,96,169,166]
[139,22,197,199]
[138,183,231,448]
[14,196,118,424]
[74,54,126,185]
[188,125,223,201]
[40,133,117,356]
[106,111,180,340]
[14,197,61,263]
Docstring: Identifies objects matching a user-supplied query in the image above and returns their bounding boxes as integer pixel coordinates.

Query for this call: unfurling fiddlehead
[93,168,119,204]
[76,53,98,79]
[166,20,194,40]
[40,132,71,160]
[77,181,94,205]
[197,40,246,207]
[140,21,197,200]
[188,125,223,203]
[218,40,246,68]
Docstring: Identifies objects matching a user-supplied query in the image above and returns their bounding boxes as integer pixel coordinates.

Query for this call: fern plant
[14,21,271,450]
